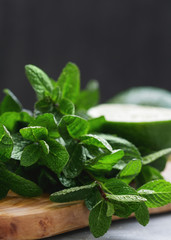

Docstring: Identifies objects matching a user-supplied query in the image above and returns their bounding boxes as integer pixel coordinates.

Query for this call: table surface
[46,213,171,240]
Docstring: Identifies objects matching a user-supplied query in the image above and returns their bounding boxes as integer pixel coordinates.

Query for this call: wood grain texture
[0,162,171,240]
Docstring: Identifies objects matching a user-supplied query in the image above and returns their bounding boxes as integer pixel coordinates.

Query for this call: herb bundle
[0,62,171,238]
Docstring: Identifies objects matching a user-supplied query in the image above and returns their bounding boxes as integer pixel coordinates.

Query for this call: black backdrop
[0,0,171,109]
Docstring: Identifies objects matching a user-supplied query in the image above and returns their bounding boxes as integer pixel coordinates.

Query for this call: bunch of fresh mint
[0,62,171,238]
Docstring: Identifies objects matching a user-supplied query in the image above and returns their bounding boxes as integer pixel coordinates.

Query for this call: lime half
[88,104,171,150]
[108,87,171,108]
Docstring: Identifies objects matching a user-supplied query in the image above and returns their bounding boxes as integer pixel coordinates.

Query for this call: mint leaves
[135,202,149,226]
[56,62,80,103]
[0,63,171,238]
[76,80,100,110]
[20,126,48,141]
[50,183,97,202]
[59,115,89,138]
[25,64,53,99]
[142,148,171,165]
[43,139,69,174]
[29,113,60,138]
[21,143,40,167]
[89,200,112,238]
[138,180,171,208]
[86,149,124,172]
[0,124,13,162]
[118,159,142,184]
[0,164,42,197]
[80,134,112,152]
[0,89,22,114]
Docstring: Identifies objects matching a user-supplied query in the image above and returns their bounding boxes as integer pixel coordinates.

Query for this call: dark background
[0,0,171,110]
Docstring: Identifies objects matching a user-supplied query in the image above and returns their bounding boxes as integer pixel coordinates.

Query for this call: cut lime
[88,104,171,151]
[108,87,171,108]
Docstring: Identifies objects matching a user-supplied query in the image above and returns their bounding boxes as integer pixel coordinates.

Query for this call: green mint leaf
[0,181,9,200]
[98,134,142,166]
[43,139,69,175]
[88,116,106,133]
[136,165,163,187]
[0,89,22,114]
[142,148,171,165]
[29,113,60,138]
[0,111,33,132]
[141,147,167,172]
[150,156,167,172]
[83,144,105,160]
[34,97,54,115]
[86,149,124,172]
[85,189,102,210]
[63,144,86,178]
[135,202,149,226]
[50,182,96,202]
[89,200,112,238]
[20,126,48,142]
[138,179,171,208]
[75,110,91,120]
[76,80,99,110]
[38,169,59,193]
[58,173,77,188]
[51,86,62,103]
[112,159,127,171]
[106,193,146,203]
[80,134,113,152]
[103,179,145,215]
[21,143,40,167]
[113,202,140,218]
[0,166,42,197]
[59,115,89,139]
[59,98,75,115]
[103,178,137,195]
[0,124,13,162]
[25,64,53,99]
[39,140,49,154]
[106,201,115,217]
[11,134,31,160]
[56,62,80,103]
[118,159,142,184]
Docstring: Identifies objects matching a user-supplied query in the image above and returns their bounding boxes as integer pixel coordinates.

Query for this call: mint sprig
[138,180,171,208]
[89,200,112,238]
[25,64,53,100]
[50,182,97,202]
[56,62,80,103]
[0,124,13,162]
[0,63,171,238]
[0,89,22,114]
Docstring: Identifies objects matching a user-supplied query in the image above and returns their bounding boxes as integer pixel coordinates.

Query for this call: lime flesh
[88,104,171,150]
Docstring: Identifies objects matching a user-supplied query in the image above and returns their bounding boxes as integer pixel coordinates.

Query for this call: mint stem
[85,170,107,200]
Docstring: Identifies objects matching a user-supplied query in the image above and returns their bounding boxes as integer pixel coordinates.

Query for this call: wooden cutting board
[0,162,171,240]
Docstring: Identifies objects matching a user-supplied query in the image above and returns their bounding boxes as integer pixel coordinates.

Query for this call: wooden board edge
[1,201,171,240]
